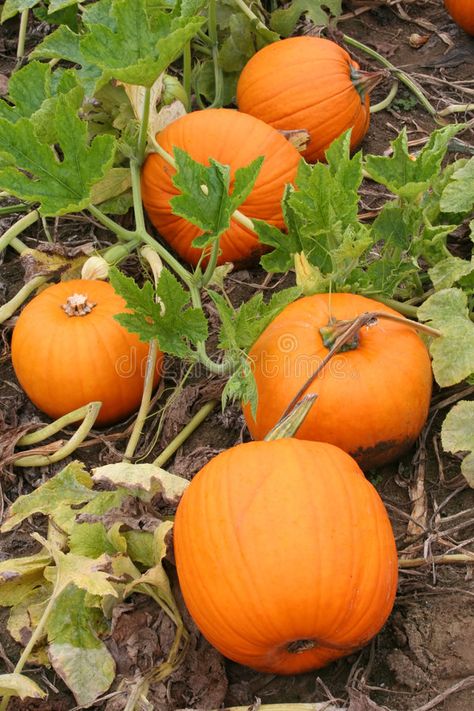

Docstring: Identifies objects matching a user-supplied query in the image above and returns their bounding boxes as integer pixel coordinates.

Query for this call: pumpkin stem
[61,293,97,317]
[350,67,389,100]
[287,639,316,654]
[264,394,318,441]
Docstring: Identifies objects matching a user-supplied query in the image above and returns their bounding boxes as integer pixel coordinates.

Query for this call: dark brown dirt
[1,2,473,710]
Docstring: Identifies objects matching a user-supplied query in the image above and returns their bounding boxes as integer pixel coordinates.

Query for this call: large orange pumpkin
[237,36,382,163]
[444,0,474,35]
[11,280,162,426]
[174,438,398,674]
[243,293,432,469]
[141,108,301,267]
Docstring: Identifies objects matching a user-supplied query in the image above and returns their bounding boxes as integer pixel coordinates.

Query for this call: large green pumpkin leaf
[440,157,474,214]
[365,125,463,199]
[441,400,474,487]
[170,148,264,249]
[109,267,208,357]
[417,288,474,386]
[0,91,115,216]
[80,0,204,87]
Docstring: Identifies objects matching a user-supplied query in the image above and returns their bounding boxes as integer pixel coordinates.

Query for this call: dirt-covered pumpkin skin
[243,293,432,469]
[444,0,474,35]
[11,279,162,426]
[237,36,374,163]
[141,108,301,267]
[174,438,398,674]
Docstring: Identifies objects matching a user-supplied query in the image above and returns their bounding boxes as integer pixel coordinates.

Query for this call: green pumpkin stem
[350,67,389,100]
[264,394,318,441]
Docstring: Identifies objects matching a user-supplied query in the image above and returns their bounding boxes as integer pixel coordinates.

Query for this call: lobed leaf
[0,673,45,700]
[270,0,341,36]
[0,91,116,216]
[440,157,474,214]
[109,267,208,357]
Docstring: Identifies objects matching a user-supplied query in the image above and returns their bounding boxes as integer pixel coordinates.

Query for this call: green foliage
[440,157,474,214]
[0,90,115,216]
[109,267,208,357]
[417,288,474,387]
[171,149,263,248]
[441,400,474,487]
[270,0,342,36]
[365,125,462,199]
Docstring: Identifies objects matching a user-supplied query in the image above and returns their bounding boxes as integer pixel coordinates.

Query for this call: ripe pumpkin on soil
[237,36,383,163]
[11,279,162,426]
[141,108,301,267]
[174,438,398,674]
[243,293,433,469]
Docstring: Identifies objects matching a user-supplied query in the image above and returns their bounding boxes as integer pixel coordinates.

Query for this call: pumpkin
[236,36,383,163]
[141,108,301,267]
[174,438,398,674]
[243,293,432,469]
[444,0,474,35]
[11,279,162,426]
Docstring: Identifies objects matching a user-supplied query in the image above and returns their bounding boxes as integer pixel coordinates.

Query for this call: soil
[0,2,473,711]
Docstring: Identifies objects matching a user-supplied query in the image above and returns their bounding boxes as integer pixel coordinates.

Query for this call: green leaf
[210,286,300,352]
[170,148,263,249]
[441,400,474,486]
[222,356,258,416]
[257,218,300,272]
[1,0,40,22]
[0,91,116,216]
[218,13,256,72]
[0,673,45,700]
[109,267,208,357]
[46,585,115,707]
[1,462,95,533]
[440,157,474,214]
[270,0,341,36]
[68,522,118,558]
[31,26,105,96]
[429,256,474,291]
[123,531,155,567]
[365,125,463,199]
[0,62,50,121]
[80,0,204,87]
[417,288,474,386]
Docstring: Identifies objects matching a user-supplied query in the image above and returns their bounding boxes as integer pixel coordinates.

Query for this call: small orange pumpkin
[174,438,398,674]
[444,0,474,35]
[141,108,301,267]
[243,293,432,469]
[11,280,162,426]
[237,36,383,163]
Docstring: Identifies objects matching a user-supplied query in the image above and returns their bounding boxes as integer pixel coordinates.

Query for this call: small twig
[398,553,474,568]
[413,676,474,711]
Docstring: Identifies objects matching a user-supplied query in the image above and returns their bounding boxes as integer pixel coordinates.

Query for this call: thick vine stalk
[0,209,39,254]
[153,399,218,467]
[13,401,102,467]
[0,274,48,324]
